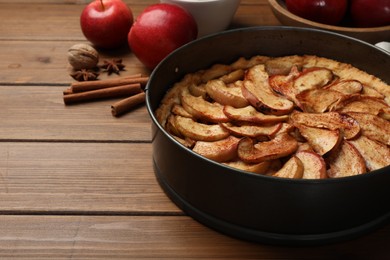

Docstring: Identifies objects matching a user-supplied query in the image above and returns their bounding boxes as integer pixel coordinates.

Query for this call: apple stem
[99,0,105,11]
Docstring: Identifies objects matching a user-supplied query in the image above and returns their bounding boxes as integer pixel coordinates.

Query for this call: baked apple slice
[339,96,389,116]
[269,65,300,103]
[242,64,294,115]
[291,111,360,140]
[174,115,230,141]
[349,135,390,171]
[188,83,207,98]
[296,88,348,113]
[378,107,390,120]
[296,124,342,155]
[171,104,192,118]
[324,79,363,95]
[295,151,327,179]
[180,89,229,123]
[326,140,366,178]
[237,133,298,163]
[223,160,271,174]
[193,135,240,162]
[346,112,390,145]
[265,58,298,76]
[221,122,282,138]
[205,79,249,108]
[362,85,386,99]
[223,105,289,124]
[273,156,304,179]
[166,115,183,138]
[293,67,334,93]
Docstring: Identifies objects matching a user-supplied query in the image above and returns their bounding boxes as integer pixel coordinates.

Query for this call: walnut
[67,43,99,70]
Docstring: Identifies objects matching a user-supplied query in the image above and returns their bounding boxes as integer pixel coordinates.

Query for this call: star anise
[100,59,126,75]
[70,69,99,81]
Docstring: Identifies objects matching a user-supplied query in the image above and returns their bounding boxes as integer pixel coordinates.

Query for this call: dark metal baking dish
[145,26,390,246]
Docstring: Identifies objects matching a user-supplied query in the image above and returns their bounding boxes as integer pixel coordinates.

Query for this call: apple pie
[155,55,390,179]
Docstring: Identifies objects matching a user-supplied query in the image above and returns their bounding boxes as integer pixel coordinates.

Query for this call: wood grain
[0,216,389,259]
[0,0,389,258]
[0,86,151,141]
[0,142,179,213]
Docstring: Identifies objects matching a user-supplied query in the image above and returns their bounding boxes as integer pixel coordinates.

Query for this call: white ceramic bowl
[160,0,241,37]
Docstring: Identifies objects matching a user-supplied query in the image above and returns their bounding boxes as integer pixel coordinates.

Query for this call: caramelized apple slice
[205,79,249,108]
[296,124,342,155]
[295,151,327,179]
[362,85,385,99]
[346,112,390,145]
[273,156,304,179]
[349,136,390,171]
[293,67,334,93]
[326,140,366,178]
[180,89,229,123]
[242,64,294,115]
[193,135,240,162]
[223,160,271,174]
[339,97,389,116]
[223,105,288,124]
[296,142,315,153]
[296,88,348,113]
[166,115,183,137]
[269,65,300,103]
[324,79,363,95]
[265,58,297,76]
[291,112,360,140]
[171,104,192,118]
[378,107,390,120]
[237,133,298,163]
[188,83,207,98]
[221,122,282,138]
[174,116,229,142]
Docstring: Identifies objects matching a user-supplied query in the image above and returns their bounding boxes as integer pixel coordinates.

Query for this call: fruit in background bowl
[80,0,134,49]
[350,0,390,27]
[128,3,198,70]
[285,0,348,25]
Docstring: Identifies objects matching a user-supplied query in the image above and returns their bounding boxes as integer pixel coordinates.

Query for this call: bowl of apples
[268,0,390,44]
[146,26,390,246]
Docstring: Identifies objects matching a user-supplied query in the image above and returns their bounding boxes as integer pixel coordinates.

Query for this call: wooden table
[0,0,389,258]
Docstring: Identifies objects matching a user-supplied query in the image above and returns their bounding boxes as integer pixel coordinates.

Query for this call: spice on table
[100,59,126,75]
[70,75,149,93]
[111,92,146,117]
[63,83,143,105]
[70,68,100,81]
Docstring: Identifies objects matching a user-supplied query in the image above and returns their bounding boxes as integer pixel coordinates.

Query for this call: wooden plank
[0,85,152,141]
[0,215,389,259]
[0,41,149,84]
[0,142,180,213]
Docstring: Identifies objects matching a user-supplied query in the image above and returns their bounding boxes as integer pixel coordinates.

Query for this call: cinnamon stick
[64,83,142,105]
[71,75,148,93]
[63,88,72,95]
[111,92,146,117]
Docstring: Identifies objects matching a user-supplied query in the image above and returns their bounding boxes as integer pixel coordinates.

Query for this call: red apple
[350,0,390,27]
[128,3,198,70]
[285,0,348,25]
[80,0,133,49]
